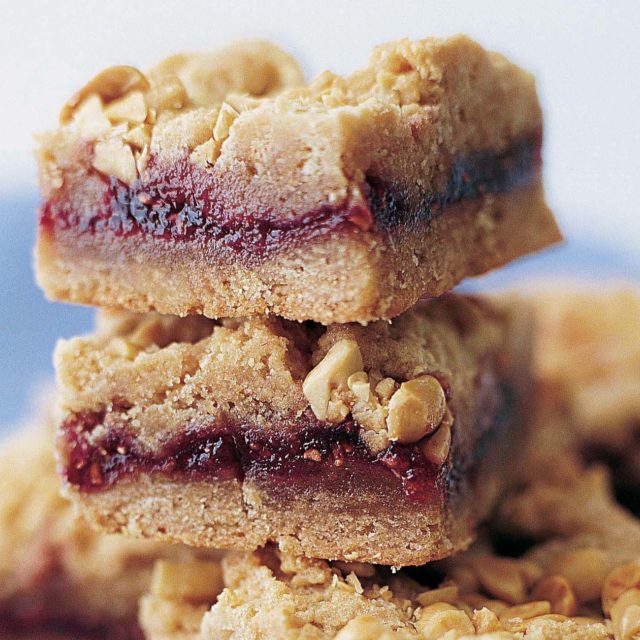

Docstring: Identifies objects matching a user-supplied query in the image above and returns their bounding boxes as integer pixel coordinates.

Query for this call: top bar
[36,36,560,324]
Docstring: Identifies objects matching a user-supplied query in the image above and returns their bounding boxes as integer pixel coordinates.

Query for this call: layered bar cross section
[55,294,532,565]
[36,36,560,324]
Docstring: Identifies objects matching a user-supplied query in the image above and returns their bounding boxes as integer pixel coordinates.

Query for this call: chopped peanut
[122,124,151,149]
[92,137,138,185]
[213,102,239,142]
[61,65,149,123]
[348,372,371,402]
[421,414,452,465]
[472,607,502,634]
[303,339,363,422]
[189,138,222,167]
[467,557,542,605]
[549,548,610,603]
[603,562,640,615]
[415,602,474,637]
[499,600,551,625]
[73,95,111,139]
[416,585,459,607]
[334,615,396,640]
[387,375,446,444]
[531,575,577,616]
[610,588,640,640]
[105,90,148,124]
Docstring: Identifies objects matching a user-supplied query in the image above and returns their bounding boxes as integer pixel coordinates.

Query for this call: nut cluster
[59,64,257,188]
[303,339,452,461]
[329,548,622,639]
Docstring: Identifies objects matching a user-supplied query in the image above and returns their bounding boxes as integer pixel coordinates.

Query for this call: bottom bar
[55,294,532,565]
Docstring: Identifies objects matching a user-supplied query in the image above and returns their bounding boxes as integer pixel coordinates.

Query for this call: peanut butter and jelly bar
[36,36,560,324]
[55,294,531,566]
[0,408,215,638]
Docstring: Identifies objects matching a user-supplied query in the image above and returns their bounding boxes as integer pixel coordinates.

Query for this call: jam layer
[41,133,541,262]
[60,373,515,503]
[60,410,445,503]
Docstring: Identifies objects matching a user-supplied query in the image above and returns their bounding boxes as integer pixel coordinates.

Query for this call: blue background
[1,190,639,430]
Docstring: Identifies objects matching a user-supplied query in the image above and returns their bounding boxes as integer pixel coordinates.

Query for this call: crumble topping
[38,34,539,202]
[303,339,450,453]
[56,296,508,461]
[37,40,304,191]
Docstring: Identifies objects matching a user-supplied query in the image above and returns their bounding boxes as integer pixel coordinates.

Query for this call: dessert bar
[55,294,531,565]
[36,36,560,324]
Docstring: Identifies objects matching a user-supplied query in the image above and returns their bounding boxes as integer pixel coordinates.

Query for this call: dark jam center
[40,134,540,258]
[60,411,444,502]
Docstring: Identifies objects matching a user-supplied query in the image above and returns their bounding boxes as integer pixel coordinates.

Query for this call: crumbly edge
[0,405,216,636]
[37,181,560,324]
[531,286,640,453]
[54,293,518,463]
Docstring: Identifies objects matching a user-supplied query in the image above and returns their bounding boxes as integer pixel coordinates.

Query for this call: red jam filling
[40,134,541,261]
[60,410,446,502]
[60,368,515,503]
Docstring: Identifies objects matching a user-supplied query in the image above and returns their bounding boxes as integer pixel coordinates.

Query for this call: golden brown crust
[54,294,532,565]
[35,36,560,324]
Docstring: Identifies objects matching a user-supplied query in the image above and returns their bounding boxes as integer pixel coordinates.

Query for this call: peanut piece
[415,602,474,637]
[189,138,222,167]
[150,560,223,603]
[122,124,151,149]
[213,102,239,142]
[61,65,149,123]
[347,371,371,402]
[73,95,111,139]
[303,340,363,422]
[468,557,542,605]
[421,412,452,465]
[387,375,446,444]
[416,584,459,607]
[499,600,551,625]
[105,90,147,124]
[374,377,397,403]
[531,575,577,616]
[549,547,610,603]
[611,589,640,640]
[92,138,137,186]
[472,607,502,634]
[334,615,396,640]
[603,561,640,615]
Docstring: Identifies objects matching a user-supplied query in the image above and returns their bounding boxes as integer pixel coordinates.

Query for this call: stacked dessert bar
[30,36,573,637]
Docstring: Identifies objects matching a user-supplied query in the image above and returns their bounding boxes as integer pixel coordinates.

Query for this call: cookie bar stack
[34,36,561,634]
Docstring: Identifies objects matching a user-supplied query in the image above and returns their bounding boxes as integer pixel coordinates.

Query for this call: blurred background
[1,0,639,426]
